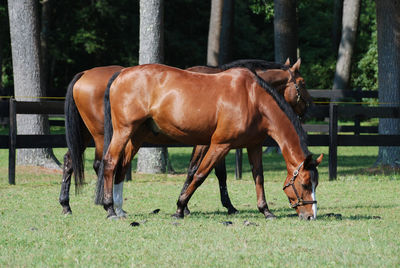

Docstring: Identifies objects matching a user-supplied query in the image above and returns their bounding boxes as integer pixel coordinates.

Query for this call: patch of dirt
[365,165,400,176]
[17,165,63,175]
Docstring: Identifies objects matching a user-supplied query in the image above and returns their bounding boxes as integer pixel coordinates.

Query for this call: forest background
[0,0,377,97]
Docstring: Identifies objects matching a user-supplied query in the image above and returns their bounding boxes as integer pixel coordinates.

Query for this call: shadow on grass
[322,203,400,210]
[169,150,388,178]
[125,207,385,223]
[158,208,387,222]
[84,146,388,179]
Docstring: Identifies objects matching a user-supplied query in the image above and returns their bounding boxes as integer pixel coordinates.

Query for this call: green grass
[0,147,399,267]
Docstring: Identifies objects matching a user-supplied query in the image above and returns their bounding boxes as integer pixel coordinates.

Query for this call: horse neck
[257,89,306,172]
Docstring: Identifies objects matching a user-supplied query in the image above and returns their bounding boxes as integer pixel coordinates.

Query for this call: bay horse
[96,64,323,220]
[181,59,312,215]
[60,59,312,217]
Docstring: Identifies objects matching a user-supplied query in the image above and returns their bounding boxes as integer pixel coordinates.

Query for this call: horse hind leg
[59,150,73,214]
[113,180,126,218]
[101,136,129,218]
[101,124,149,219]
[93,138,128,218]
[112,142,135,218]
[59,128,90,215]
[93,136,104,176]
[214,159,238,214]
[173,143,231,219]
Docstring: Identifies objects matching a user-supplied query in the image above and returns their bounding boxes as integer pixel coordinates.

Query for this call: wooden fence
[1,89,399,184]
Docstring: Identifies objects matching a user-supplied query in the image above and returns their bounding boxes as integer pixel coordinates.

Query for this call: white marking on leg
[311,181,317,219]
[113,182,125,217]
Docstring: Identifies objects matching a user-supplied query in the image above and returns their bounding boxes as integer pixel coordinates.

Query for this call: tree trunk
[332,0,343,53]
[332,0,361,91]
[0,36,2,90]
[219,0,234,65]
[273,0,298,64]
[375,0,400,167]
[137,0,167,174]
[207,0,234,66]
[8,0,59,169]
[40,0,52,96]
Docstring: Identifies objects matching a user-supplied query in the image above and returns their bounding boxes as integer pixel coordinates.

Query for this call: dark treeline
[0,0,377,98]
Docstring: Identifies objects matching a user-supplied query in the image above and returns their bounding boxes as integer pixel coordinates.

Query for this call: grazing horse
[96,64,323,220]
[181,58,312,215]
[60,59,312,216]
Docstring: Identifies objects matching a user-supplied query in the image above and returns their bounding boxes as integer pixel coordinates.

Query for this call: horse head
[257,58,314,119]
[283,154,323,220]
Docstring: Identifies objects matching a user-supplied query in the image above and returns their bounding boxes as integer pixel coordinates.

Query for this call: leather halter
[282,161,317,208]
[287,69,309,107]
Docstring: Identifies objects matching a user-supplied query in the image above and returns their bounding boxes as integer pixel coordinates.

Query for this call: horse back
[110,64,263,145]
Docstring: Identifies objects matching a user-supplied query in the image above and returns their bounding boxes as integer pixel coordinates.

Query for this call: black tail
[95,71,122,205]
[64,72,85,193]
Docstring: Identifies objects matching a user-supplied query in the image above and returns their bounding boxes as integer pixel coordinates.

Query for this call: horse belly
[152,119,214,145]
[150,110,215,145]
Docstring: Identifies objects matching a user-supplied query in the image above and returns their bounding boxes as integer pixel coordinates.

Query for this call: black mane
[253,73,310,156]
[219,59,289,72]
[208,59,309,156]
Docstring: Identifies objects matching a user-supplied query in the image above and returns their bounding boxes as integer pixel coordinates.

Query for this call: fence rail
[1,88,399,184]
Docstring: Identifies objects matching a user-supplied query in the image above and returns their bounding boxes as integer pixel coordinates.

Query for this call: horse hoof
[118,214,127,219]
[265,213,277,220]
[107,215,119,220]
[183,207,190,216]
[115,208,127,218]
[171,213,184,219]
[62,207,72,215]
[227,207,239,215]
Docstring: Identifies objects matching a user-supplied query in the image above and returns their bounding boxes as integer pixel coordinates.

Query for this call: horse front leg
[173,143,231,218]
[59,150,73,214]
[178,145,209,215]
[247,145,276,219]
[214,159,238,214]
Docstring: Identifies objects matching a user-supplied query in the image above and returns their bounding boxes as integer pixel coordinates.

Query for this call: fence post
[354,87,361,135]
[9,97,16,185]
[329,104,338,180]
[235,149,242,180]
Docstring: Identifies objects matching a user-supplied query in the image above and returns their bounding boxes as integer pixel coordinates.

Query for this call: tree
[137,0,167,174]
[0,4,8,92]
[7,0,59,169]
[332,0,343,53]
[273,0,298,64]
[40,0,52,96]
[375,0,400,167]
[207,0,234,66]
[332,0,361,91]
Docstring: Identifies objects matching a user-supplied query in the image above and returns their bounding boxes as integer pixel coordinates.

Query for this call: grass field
[0,146,399,267]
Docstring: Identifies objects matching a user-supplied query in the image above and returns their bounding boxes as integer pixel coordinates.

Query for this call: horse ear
[284,58,290,66]
[315,154,323,166]
[291,58,301,72]
[304,154,313,169]
[304,153,323,168]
